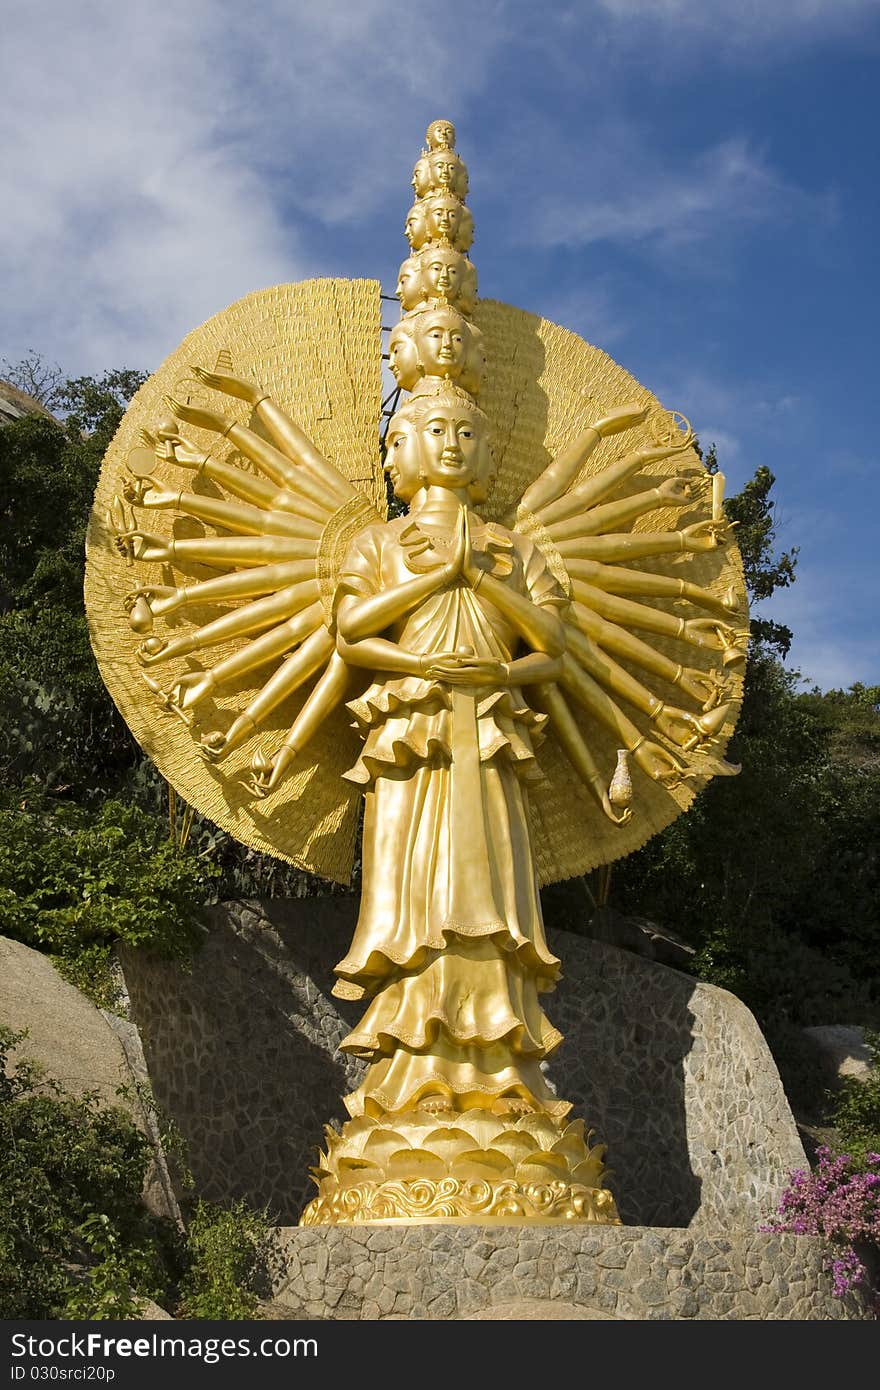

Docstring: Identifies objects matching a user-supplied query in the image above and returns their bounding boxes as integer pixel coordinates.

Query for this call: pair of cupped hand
[419,508,510,687]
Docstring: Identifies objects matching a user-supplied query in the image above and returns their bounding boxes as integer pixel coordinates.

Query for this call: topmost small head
[426,119,456,151]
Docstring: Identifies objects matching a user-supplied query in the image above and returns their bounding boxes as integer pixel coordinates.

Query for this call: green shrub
[176,1201,270,1320]
[0,794,217,1001]
[0,607,140,796]
[831,1034,880,1170]
[1,1028,271,1318]
[0,1027,179,1319]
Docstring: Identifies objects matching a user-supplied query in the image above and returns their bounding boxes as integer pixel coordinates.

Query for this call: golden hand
[593,403,649,437]
[657,475,701,505]
[165,395,231,436]
[138,487,180,509]
[113,530,171,563]
[247,745,295,799]
[121,476,152,505]
[163,434,207,470]
[440,506,471,584]
[680,519,733,552]
[191,365,267,406]
[633,740,688,787]
[683,618,746,651]
[458,507,491,589]
[600,790,633,826]
[677,667,730,711]
[423,653,509,686]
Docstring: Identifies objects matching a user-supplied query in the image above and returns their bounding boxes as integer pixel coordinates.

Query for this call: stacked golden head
[391,119,485,404]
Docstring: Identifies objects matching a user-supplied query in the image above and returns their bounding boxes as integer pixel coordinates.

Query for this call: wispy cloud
[594,0,880,52]
[0,0,507,373]
[529,138,835,254]
[760,568,880,690]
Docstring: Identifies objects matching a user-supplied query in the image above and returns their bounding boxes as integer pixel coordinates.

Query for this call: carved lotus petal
[384,1148,446,1180]
[511,1112,560,1143]
[571,1154,609,1189]
[361,1129,412,1165]
[335,1156,385,1186]
[515,1150,570,1180]
[562,1118,587,1144]
[332,1115,378,1150]
[422,1127,476,1164]
[454,1148,514,1180]
[551,1132,592,1164]
[486,1131,539,1165]
[450,1113,506,1151]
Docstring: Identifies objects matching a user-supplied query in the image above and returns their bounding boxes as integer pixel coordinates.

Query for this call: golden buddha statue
[85,118,747,1225]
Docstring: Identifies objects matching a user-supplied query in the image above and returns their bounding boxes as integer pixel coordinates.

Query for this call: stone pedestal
[120,898,871,1319]
[264,1225,871,1320]
[121,897,806,1228]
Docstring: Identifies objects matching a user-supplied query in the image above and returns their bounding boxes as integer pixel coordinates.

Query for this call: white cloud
[530,138,834,254]
[760,572,880,691]
[537,282,630,347]
[0,0,507,374]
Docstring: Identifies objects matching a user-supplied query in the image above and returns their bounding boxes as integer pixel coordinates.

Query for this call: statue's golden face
[428,151,467,198]
[383,419,422,502]
[396,257,423,310]
[427,120,455,150]
[404,202,428,250]
[421,248,465,299]
[388,326,419,386]
[426,195,461,240]
[414,402,490,493]
[413,310,468,377]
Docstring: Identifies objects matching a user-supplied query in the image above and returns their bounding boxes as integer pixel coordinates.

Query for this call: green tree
[611,455,879,1109]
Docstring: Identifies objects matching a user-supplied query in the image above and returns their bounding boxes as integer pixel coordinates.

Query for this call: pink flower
[764,1150,879,1300]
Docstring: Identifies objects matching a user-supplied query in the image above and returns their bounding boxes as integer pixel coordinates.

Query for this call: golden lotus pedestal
[300,1106,620,1226]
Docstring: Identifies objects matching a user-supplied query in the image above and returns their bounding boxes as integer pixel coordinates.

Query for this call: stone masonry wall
[121,897,806,1230]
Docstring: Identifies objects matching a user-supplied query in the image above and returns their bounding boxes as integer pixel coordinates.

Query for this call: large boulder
[0,935,179,1222]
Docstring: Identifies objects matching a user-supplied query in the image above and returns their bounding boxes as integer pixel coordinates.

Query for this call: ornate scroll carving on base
[301,1176,619,1226]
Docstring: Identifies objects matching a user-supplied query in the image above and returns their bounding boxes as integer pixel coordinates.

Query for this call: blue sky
[2,0,878,691]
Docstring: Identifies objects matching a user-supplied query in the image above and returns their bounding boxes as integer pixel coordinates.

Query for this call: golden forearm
[565,557,734,615]
[252,400,354,506]
[226,422,345,512]
[506,653,564,685]
[551,485,692,542]
[203,627,335,757]
[336,571,447,641]
[473,574,566,656]
[518,427,600,515]
[565,533,687,562]
[336,633,422,677]
[139,581,319,665]
[533,681,620,818]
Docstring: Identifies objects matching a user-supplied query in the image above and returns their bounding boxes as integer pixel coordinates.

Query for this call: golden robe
[332,512,570,1120]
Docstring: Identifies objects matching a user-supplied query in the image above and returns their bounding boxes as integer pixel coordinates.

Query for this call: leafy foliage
[0,358,331,915]
[0,1027,271,1318]
[704,448,798,657]
[0,792,215,969]
[611,462,878,1116]
[0,1027,177,1318]
[831,1035,880,1170]
[176,1201,270,1319]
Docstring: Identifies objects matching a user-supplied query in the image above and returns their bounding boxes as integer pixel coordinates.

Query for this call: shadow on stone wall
[550,940,701,1226]
[122,898,804,1228]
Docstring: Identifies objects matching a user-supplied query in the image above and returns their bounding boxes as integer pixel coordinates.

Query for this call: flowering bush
[763,1147,880,1298]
